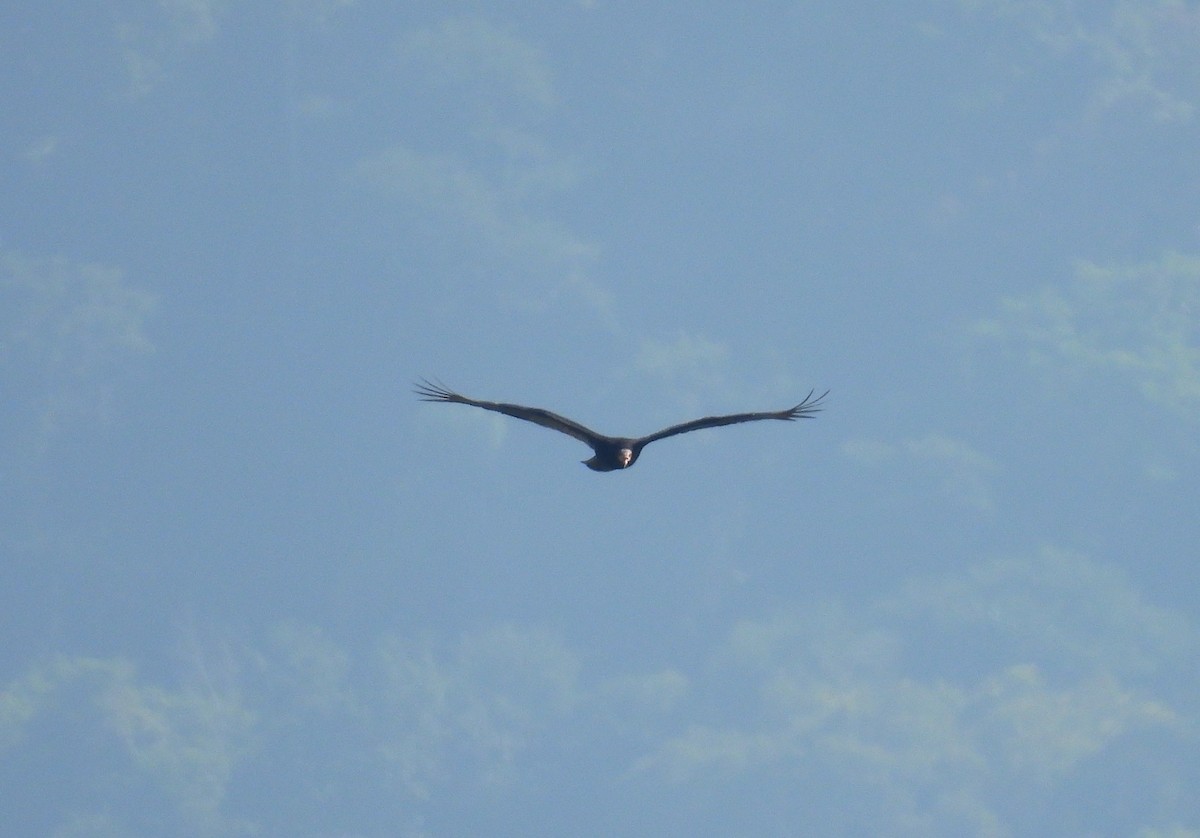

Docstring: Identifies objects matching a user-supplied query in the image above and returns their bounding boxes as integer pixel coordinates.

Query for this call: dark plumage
[414,378,827,471]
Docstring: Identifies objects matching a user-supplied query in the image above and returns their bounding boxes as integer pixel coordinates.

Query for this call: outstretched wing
[637,389,828,448]
[414,378,606,448]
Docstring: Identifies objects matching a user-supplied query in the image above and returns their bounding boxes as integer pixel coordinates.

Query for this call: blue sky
[3,2,1199,835]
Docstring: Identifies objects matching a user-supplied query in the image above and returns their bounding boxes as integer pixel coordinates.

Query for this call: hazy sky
[3,2,1199,836]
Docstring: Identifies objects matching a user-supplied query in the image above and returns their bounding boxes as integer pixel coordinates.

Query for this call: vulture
[414,378,827,471]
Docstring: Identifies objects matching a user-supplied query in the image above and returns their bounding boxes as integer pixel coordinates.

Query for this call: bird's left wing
[637,389,828,447]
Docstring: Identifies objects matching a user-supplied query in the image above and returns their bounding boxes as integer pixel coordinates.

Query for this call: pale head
[618,448,633,468]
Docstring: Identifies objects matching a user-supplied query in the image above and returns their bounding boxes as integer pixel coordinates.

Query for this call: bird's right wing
[414,378,605,447]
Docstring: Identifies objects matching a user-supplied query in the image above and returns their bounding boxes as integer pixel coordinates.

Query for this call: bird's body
[581,437,638,472]
[414,378,827,471]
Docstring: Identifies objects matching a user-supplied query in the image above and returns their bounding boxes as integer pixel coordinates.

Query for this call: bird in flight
[414,378,827,472]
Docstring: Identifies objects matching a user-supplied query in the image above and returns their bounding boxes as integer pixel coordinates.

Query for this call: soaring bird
[414,378,827,471]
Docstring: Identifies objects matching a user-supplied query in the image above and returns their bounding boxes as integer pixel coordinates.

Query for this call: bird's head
[617,448,633,468]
